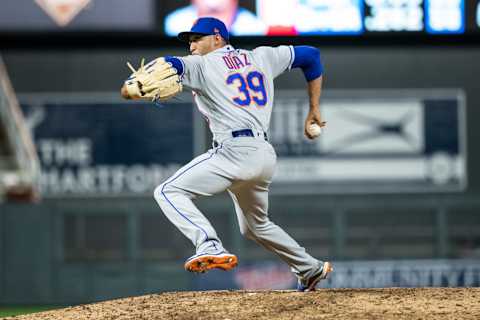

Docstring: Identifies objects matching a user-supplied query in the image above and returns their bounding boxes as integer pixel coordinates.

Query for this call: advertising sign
[19,93,201,197]
[269,90,466,194]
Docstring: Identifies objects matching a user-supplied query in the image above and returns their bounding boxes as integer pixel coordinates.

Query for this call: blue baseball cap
[178,17,229,43]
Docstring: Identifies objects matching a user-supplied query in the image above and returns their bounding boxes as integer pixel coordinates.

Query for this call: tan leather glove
[125,58,182,101]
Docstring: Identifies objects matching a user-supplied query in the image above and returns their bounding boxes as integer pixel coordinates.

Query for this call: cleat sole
[184,254,238,273]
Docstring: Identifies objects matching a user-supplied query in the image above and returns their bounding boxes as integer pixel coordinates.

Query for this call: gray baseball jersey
[153,45,323,282]
[179,45,294,140]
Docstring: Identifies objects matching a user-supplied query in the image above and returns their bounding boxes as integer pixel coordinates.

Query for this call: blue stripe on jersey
[165,56,184,76]
[292,46,323,82]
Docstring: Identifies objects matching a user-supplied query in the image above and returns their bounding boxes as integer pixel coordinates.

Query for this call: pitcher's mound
[4,288,480,320]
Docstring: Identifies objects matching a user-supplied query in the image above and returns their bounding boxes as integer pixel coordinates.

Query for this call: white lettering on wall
[36,137,182,195]
[38,138,92,166]
[39,164,181,195]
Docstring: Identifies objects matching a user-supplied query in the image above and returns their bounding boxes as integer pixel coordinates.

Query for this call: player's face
[189,34,219,55]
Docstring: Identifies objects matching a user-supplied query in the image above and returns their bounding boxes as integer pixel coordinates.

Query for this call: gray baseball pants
[153,134,321,278]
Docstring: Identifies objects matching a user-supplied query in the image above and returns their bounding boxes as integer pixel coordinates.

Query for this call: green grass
[0,306,60,318]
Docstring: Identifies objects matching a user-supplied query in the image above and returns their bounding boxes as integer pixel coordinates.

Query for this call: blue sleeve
[164,56,184,76]
[292,46,323,82]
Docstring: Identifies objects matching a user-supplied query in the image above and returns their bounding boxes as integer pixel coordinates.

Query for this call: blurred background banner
[321,259,480,288]
[19,94,198,196]
[270,89,467,193]
[0,0,154,30]
[0,0,479,38]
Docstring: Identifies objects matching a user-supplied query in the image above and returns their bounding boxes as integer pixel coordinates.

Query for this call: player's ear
[214,34,223,45]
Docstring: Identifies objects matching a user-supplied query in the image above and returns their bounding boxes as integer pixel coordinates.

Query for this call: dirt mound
[3,288,480,320]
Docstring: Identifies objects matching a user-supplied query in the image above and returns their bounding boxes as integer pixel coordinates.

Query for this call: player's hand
[304,108,326,140]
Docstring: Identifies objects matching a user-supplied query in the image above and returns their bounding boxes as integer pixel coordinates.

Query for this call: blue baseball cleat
[297,261,333,292]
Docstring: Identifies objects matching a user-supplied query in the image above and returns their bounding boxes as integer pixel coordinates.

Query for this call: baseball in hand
[308,123,322,137]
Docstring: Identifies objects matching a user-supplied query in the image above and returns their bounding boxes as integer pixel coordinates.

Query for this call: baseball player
[121,17,332,292]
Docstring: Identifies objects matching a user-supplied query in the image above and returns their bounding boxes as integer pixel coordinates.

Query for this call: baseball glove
[125,58,182,102]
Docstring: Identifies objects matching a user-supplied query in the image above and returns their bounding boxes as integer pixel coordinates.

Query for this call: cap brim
[177,31,209,42]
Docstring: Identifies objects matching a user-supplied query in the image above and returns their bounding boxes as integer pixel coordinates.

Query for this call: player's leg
[228,185,317,276]
[154,148,237,272]
[228,182,332,289]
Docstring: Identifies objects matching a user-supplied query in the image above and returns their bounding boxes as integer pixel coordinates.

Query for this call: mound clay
[3,288,480,320]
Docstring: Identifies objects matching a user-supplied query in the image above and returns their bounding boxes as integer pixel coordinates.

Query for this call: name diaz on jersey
[222,52,251,70]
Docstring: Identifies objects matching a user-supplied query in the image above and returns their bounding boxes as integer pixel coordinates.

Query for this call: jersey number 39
[226,71,267,107]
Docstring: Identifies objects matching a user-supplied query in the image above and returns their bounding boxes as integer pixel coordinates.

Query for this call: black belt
[213,129,267,147]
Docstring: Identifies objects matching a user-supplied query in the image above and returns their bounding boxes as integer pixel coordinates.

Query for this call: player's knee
[154,181,189,205]
[248,221,272,239]
[153,182,171,205]
[239,225,257,240]
[153,184,164,203]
